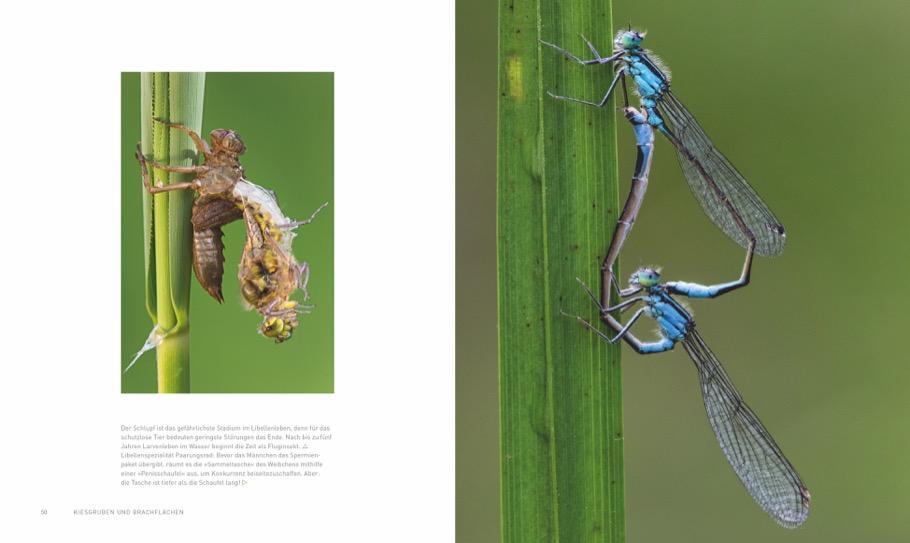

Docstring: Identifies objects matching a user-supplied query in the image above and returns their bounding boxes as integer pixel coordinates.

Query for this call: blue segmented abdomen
[639,336,676,353]
[668,281,717,298]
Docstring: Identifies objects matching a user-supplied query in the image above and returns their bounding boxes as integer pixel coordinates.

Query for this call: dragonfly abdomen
[193,227,228,303]
[190,196,244,303]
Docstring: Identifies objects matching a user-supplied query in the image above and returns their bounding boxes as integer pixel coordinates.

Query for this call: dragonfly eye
[210,128,227,145]
[223,133,246,155]
[210,129,246,155]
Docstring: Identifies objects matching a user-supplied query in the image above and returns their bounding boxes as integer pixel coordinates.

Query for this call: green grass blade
[140,72,205,393]
[498,1,624,541]
[152,72,174,332]
[140,72,157,323]
[167,72,205,326]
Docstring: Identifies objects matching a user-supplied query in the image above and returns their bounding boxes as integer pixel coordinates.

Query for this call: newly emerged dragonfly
[543,29,785,256]
[135,119,326,344]
[566,244,811,528]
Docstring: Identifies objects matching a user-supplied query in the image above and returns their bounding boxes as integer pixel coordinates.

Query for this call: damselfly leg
[546,68,625,108]
[539,36,622,65]
[542,37,629,108]
[575,277,642,313]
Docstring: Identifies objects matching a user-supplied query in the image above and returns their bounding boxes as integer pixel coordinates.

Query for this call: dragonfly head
[261,315,297,343]
[210,129,247,156]
[630,267,661,289]
[615,29,645,51]
[260,300,304,343]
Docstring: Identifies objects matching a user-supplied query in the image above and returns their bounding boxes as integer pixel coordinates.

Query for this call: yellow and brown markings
[238,204,304,343]
[137,118,318,343]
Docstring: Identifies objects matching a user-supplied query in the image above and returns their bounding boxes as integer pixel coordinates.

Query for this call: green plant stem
[498,1,624,541]
[140,72,205,393]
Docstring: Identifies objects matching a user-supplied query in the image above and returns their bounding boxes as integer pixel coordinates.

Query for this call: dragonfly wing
[658,92,786,256]
[682,330,810,528]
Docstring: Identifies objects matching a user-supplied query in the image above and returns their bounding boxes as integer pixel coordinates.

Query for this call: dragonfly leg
[604,295,643,314]
[601,269,642,300]
[576,276,605,311]
[135,144,201,193]
[578,276,642,313]
[580,35,601,59]
[617,272,643,298]
[153,117,211,157]
[601,312,675,354]
[559,309,616,343]
[608,307,646,343]
[278,201,329,229]
[539,38,622,65]
[666,240,755,299]
[547,68,625,108]
[569,308,672,354]
[144,159,206,175]
[143,180,199,194]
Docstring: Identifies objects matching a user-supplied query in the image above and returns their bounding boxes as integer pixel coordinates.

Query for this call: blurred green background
[121,72,333,393]
[458,0,910,541]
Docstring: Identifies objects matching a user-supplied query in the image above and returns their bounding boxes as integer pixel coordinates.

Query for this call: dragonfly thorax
[647,291,693,340]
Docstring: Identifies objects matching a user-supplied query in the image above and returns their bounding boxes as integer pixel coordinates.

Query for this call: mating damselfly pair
[547,29,810,528]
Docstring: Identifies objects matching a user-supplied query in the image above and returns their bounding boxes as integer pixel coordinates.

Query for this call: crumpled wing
[683,329,810,528]
[191,196,243,303]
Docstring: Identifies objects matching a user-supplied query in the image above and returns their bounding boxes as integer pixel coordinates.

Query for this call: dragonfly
[565,243,811,528]
[128,118,326,370]
[542,29,785,256]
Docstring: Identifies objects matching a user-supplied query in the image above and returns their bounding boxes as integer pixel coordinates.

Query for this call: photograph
[120,72,334,393]
[459,0,910,541]
[10,0,910,541]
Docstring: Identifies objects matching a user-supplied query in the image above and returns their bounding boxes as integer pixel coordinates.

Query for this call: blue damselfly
[543,30,785,256]
[567,247,810,527]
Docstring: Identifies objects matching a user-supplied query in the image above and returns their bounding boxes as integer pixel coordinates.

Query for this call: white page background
[0,1,454,540]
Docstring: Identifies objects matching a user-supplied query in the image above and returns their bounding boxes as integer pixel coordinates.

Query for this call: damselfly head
[630,267,661,288]
[615,29,645,51]
[210,129,246,155]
